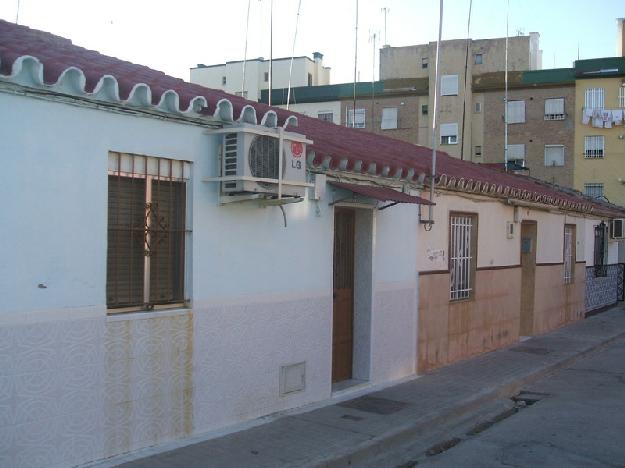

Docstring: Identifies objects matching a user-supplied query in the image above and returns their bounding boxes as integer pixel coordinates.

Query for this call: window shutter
[544,145,564,166]
[506,101,525,123]
[441,75,459,96]
[508,144,525,159]
[107,176,146,308]
[440,123,458,137]
[545,98,564,115]
[380,108,398,129]
[149,180,186,305]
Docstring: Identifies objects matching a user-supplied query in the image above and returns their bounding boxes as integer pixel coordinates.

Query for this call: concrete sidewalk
[100,305,625,468]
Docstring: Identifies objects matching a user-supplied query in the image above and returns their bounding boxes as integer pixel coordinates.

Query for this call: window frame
[106,152,191,313]
[584,183,604,199]
[421,57,428,69]
[346,108,366,128]
[593,222,608,277]
[441,75,459,96]
[506,100,526,124]
[474,145,482,157]
[222,76,227,85]
[507,143,526,161]
[380,107,398,130]
[544,144,565,167]
[440,122,459,145]
[563,224,576,284]
[584,135,605,158]
[474,101,482,113]
[474,53,483,65]
[449,212,478,301]
[544,97,565,120]
[421,104,429,115]
[317,111,334,122]
[584,87,605,109]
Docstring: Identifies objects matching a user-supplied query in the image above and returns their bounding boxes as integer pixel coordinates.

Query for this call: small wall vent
[280,362,306,396]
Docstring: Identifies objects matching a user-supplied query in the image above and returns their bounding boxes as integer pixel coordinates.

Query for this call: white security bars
[584,183,604,199]
[450,214,476,301]
[346,108,366,128]
[584,88,605,109]
[619,85,625,108]
[544,98,565,120]
[563,225,574,284]
[584,135,604,158]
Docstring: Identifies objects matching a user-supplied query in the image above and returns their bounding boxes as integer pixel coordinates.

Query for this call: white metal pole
[269,0,273,106]
[286,0,303,111]
[504,0,509,172]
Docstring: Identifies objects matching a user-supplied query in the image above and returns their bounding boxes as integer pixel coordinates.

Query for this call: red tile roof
[329,181,434,205]
[0,20,622,217]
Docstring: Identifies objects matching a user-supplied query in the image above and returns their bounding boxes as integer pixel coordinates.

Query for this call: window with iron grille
[584,135,604,158]
[593,222,608,277]
[107,152,191,311]
[563,224,575,284]
[619,85,625,108]
[584,183,604,199]
[317,111,334,122]
[584,88,604,109]
[346,108,366,128]
[449,213,478,301]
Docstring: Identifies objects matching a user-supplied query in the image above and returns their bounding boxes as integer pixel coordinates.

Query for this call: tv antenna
[381,7,390,45]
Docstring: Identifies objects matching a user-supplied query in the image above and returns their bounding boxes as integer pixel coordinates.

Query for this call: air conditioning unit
[610,218,625,239]
[220,127,307,198]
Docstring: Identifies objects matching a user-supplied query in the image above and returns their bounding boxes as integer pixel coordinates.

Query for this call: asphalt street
[400,336,625,468]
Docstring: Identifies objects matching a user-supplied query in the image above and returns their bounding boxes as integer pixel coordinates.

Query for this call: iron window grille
[584,88,604,109]
[564,225,575,284]
[107,152,191,311]
[449,213,477,301]
[584,135,604,158]
[584,183,604,199]
[594,222,608,277]
[317,112,334,122]
[346,108,366,128]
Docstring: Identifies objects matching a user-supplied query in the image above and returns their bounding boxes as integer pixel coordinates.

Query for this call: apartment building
[474,69,576,187]
[190,52,330,101]
[574,57,625,205]
[379,34,542,158]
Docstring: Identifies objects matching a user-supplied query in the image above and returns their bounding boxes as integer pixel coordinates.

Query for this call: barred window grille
[584,183,604,199]
[346,108,366,128]
[107,152,191,311]
[584,135,604,158]
[450,214,477,301]
[593,222,608,277]
[584,88,605,109]
[564,225,575,284]
[619,85,625,108]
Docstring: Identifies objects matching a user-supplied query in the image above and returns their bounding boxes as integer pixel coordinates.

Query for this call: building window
[381,107,398,129]
[422,57,428,69]
[234,91,248,98]
[619,84,625,108]
[584,135,604,158]
[564,224,576,284]
[449,213,478,301]
[506,100,526,123]
[317,112,334,122]
[584,183,604,199]
[264,72,269,82]
[421,104,428,115]
[441,75,459,96]
[474,101,482,113]
[508,143,526,162]
[107,152,190,311]
[346,108,366,128]
[544,98,565,120]
[440,123,458,145]
[474,145,482,157]
[584,88,605,109]
[544,145,565,166]
[474,53,483,65]
[593,222,608,277]
[222,76,227,85]
[308,73,313,86]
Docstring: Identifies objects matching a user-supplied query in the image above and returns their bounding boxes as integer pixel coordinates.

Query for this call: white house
[0,20,623,468]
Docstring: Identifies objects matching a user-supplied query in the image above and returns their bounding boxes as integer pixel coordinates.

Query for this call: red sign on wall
[291,141,303,158]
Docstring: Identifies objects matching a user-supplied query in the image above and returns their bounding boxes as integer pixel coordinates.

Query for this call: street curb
[310,325,625,468]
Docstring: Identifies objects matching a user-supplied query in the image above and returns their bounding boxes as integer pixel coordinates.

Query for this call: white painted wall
[0,90,416,467]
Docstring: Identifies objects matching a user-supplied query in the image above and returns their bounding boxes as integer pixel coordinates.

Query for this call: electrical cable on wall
[459,0,473,161]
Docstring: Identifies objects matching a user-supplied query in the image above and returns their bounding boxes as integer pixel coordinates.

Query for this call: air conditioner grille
[249,135,284,187]
[223,133,238,177]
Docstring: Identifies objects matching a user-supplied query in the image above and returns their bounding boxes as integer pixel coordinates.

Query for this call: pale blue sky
[0,0,622,84]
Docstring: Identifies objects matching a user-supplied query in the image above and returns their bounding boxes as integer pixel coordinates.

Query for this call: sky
[1,0,622,84]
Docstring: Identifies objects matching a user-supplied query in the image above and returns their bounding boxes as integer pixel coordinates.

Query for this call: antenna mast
[269,0,273,106]
[381,7,390,45]
[241,0,252,97]
[286,0,303,110]
[15,0,20,23]
[369,30,377,131]
[351,0,359,127]
[504,0,509,172]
